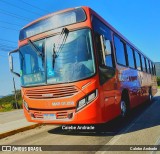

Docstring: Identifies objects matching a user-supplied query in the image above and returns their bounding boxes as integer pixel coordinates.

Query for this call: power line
[0,51,8,54]
[0,43,16,48]
[0,20,22,27]
[0,43,17,52]
[0,44,16,49]
[0,25,19,31]
[0,44,17,49]
[0,38,17,44]
[20,0,49,13]
[0,42,17,46]
[0,54,8,57]
[0,0,43,16]
[0,9,31,21]
[0,47,17,51]
[0,49,13,53]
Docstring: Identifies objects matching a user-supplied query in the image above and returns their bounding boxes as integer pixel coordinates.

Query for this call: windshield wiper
[56,27,69,55]
[52,27,69,68]
[28,39,43,57]
[52,43,57,68]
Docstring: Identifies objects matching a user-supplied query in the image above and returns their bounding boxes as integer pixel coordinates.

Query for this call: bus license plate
[43,114,56,120]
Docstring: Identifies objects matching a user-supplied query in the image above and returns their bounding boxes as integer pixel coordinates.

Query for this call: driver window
[92,16,114,68]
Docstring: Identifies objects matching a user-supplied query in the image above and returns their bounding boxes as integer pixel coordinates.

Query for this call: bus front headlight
[77,89,98,111]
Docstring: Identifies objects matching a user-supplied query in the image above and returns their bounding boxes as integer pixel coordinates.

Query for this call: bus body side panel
[117,64,157,109]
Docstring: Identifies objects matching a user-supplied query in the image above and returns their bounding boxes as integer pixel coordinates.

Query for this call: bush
[0,103,13,112]
[157,77,160,86]
[0,90,22,112]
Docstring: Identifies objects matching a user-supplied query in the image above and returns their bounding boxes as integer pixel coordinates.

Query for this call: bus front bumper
[23,97,103,124]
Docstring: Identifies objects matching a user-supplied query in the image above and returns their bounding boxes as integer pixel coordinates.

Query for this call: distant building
[155,62,160,77]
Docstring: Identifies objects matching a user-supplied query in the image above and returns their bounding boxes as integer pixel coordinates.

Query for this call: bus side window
[141,56,147,72]
[145,59,151,74]
[145,58,148,73]
[135,51,142,71]
[149,61,152,74]
[126,44,135,68]
[114,35,127,66]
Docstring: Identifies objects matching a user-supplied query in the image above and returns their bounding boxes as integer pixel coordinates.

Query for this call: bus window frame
[126,43,136,69]
[113,34,128,67]
[91,15,116,69]
[147,59,151,74]
[112,33,155,76]
[141,55,146,72]
[134,50,142,71]
[139,54,143,71]
[19,27,98,88]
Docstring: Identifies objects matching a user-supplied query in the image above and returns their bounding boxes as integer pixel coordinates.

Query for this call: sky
[0,0,160,96]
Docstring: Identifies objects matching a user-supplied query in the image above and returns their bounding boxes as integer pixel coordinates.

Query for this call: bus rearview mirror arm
[8,49,20,77]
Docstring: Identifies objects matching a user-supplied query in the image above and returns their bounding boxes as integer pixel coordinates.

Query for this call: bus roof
[21,6,153,63]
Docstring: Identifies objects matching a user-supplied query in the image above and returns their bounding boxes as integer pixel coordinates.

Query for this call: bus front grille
[25,85,78,99]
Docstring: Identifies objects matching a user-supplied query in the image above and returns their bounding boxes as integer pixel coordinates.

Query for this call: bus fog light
[23,100,29,111]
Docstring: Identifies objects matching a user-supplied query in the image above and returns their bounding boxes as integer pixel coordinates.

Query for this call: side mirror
[100,35,112,65]
[104,40,112,56]
[9,55,13,71]
[8,49,20,77]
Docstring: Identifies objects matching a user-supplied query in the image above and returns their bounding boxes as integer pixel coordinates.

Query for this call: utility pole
[13,77,18,109]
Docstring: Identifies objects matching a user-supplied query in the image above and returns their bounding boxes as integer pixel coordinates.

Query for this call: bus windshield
[19,28,95,86]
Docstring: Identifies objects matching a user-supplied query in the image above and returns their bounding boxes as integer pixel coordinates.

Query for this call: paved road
[1,90,160,154]
[0,109,24,124]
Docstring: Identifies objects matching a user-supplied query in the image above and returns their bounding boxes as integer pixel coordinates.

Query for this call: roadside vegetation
[0,90,22,112]
[157,77,160,89]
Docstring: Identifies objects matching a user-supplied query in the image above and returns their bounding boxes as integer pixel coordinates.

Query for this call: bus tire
[120,91,130,118]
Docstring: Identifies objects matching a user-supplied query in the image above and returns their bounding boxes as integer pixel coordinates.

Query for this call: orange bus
[9,6,157,124]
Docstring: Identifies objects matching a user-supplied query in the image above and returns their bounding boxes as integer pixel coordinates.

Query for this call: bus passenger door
[94,32,118,121]
[92,16,118,121]
[100,35,119,120]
